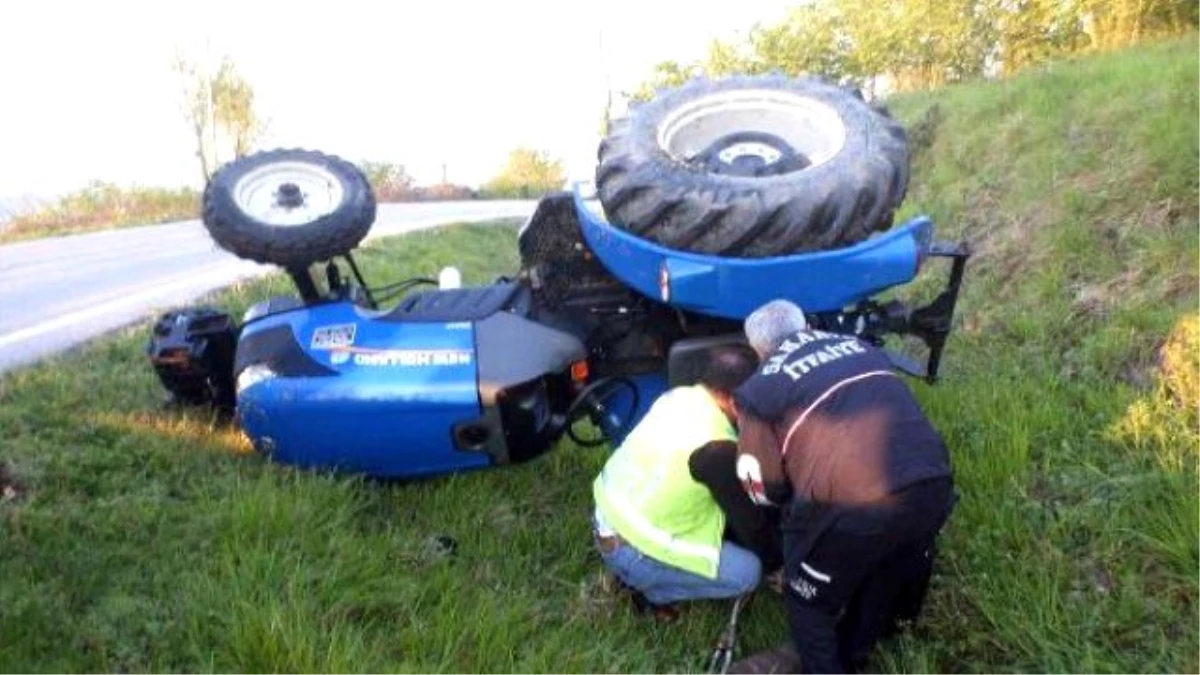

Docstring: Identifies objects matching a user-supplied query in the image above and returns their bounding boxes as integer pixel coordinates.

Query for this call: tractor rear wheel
[596,75,909,257]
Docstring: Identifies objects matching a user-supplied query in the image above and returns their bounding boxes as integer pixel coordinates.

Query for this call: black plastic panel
[497,377,558,463]
[381,283,521,323]
[146,308,237,408]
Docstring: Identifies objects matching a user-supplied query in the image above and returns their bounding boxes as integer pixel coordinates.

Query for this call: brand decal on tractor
[328,346,473,368]
[311,323,356,349]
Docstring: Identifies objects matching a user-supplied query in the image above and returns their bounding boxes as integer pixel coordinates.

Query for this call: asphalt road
[0,200,536,374]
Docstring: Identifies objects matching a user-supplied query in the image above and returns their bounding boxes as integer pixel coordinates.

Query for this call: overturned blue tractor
[147,75,969,480]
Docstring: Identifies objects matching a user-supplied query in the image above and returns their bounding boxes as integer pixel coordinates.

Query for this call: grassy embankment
[0,183,199,243]
[1,36,1196,672]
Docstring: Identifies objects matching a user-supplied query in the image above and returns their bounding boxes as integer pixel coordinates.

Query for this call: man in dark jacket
[729,300,955,673]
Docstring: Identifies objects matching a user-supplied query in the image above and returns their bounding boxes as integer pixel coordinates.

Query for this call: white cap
[438,266,462,290]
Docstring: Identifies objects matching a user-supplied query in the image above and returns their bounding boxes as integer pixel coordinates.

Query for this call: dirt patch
[1134,198,1181,232]
[0,460,28,502]
[1161,272,1197,304]
[965,199,1053,288]
[1090,564,1116,596]
[1120,356,1160,391]
[1070,268,1143,318]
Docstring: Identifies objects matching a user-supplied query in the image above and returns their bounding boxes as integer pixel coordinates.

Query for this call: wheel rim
[656,89,847,174]
[232,161,345,227]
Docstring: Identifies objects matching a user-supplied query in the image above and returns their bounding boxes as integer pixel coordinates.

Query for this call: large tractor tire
[202,148,375,268]
[596,75,909,257]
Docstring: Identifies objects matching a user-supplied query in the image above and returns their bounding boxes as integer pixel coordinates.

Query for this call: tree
[628,60,703,102]
[359,160,416,201]
[1084,0,1198,49]
[746,2,850,80]
[211,58,264,159]
[704,38,754,77]
[483,148,565,199]
[175,52,267,184]
[175,54,213,184]
[628,0,1196,100]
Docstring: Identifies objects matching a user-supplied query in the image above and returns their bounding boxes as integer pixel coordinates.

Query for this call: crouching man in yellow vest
[592,345,781,616]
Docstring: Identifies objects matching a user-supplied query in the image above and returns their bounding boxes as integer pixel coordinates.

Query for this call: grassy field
[1,36,1197,672]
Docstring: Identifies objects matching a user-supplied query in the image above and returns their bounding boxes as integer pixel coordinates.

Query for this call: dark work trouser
[781,477,955,674]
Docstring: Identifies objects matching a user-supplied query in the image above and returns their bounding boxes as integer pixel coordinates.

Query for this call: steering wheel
[564,377,640,448]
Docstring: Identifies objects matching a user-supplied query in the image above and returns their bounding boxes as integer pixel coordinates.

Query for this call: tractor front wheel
[202,149,375,268]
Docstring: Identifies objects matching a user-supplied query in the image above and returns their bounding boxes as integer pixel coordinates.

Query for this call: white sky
[0,0,796,197]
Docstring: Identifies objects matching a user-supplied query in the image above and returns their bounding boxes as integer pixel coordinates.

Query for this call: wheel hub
[275,182,305,208]
[717,141,783,166]
[694,131,811,177]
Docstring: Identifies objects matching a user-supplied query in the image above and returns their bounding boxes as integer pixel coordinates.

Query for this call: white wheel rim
[232,161,345,227]
[657,89,847,171]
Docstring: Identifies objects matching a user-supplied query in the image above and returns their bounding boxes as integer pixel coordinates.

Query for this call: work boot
[602,572,680,622]
[628,589,680,623]
[727,643,802,674]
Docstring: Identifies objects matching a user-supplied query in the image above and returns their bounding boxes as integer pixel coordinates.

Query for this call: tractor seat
[380,282,522,323]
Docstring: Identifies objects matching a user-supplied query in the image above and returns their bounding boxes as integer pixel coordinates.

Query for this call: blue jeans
[597,535,762,605]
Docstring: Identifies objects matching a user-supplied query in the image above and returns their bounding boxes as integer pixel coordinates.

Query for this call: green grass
[2,36,1198,672]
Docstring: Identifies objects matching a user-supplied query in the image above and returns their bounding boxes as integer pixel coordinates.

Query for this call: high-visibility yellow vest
[593,385,736,579]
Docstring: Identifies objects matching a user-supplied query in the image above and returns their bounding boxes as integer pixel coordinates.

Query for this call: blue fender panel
[236,301,489,478]
[574,192,932,317]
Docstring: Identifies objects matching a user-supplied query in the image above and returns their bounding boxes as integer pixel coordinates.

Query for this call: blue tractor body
[144,71,973,481]
[149,193,968,479]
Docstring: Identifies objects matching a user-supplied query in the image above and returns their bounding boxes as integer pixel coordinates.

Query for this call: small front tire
[202,149,375,268]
